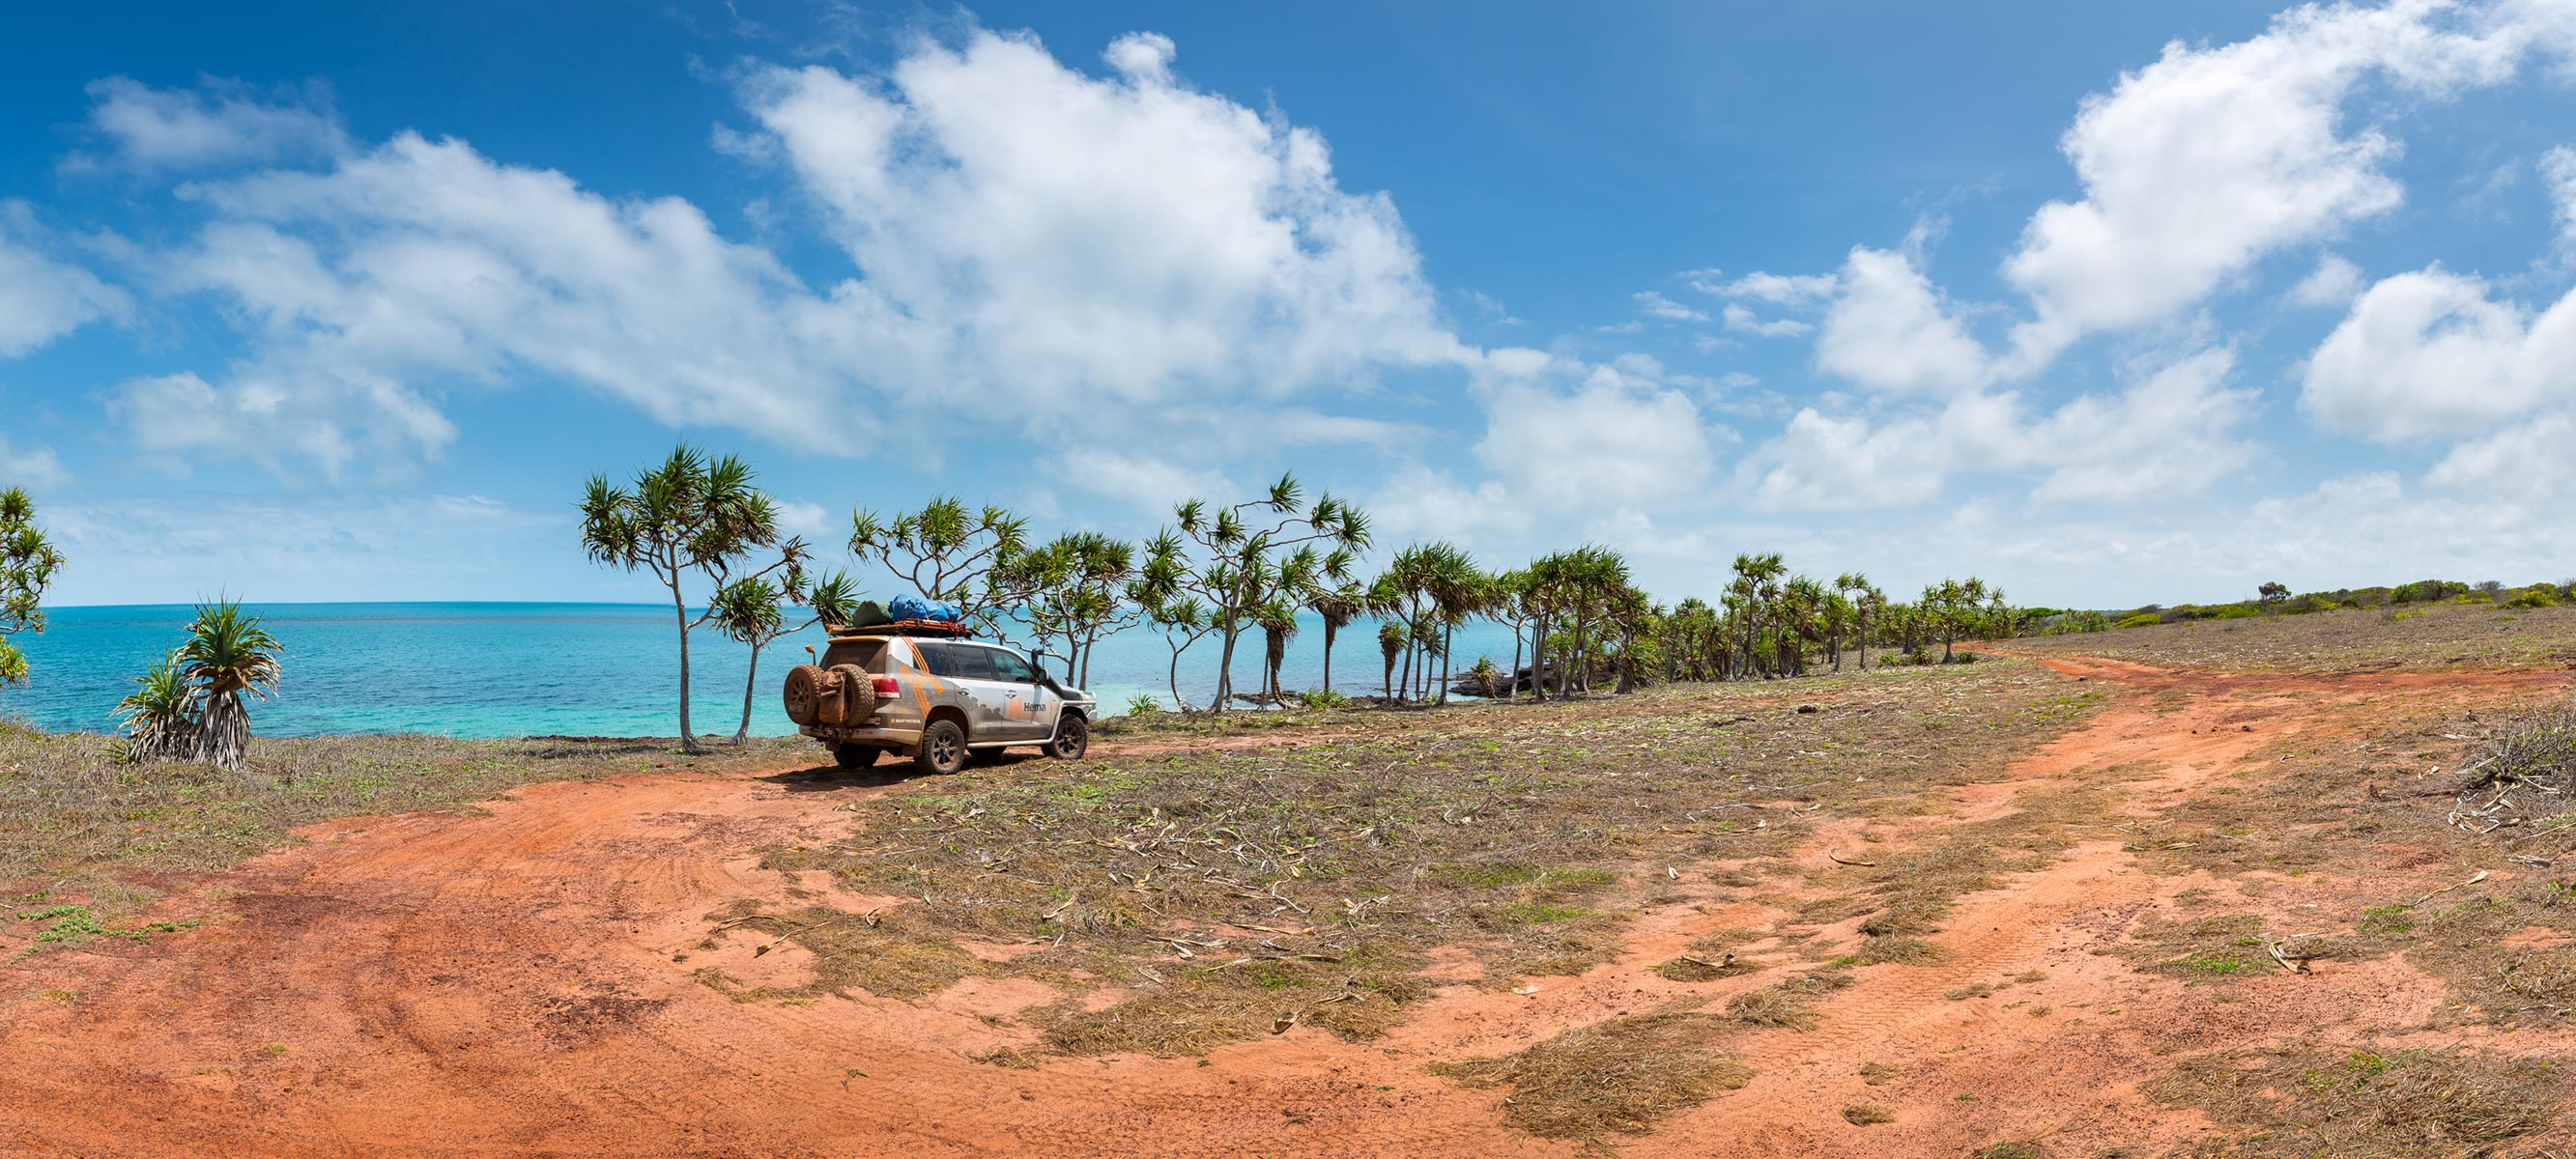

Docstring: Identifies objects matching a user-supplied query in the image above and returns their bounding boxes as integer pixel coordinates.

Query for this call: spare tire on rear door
[783,664,832,725]
[828,664,877,724]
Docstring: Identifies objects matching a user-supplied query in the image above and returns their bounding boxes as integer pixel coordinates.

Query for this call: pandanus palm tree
[180,600,283,770]
[1255,597,1299,704]
[1305,583,1361,696]
[114,648,195,763]
[581,445,786,753]
[1421,543,1482,706]
[1377,621,1404,702]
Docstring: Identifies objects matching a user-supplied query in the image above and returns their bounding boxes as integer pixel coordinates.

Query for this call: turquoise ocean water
[0,604,1523,739]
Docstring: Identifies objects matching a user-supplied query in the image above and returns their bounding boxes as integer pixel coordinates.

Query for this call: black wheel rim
[1054,724,1082,757]
[933,731,959,766]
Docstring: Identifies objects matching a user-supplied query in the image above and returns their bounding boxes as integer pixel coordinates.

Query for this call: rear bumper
[800,723,925,748]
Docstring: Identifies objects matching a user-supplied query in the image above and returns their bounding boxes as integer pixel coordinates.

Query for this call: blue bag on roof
[888,594,962,624]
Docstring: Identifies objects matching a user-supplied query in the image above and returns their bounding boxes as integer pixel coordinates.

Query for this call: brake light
[873,676,900,696]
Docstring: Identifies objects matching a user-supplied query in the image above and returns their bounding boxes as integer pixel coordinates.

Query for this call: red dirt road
[4,658,2569,1157]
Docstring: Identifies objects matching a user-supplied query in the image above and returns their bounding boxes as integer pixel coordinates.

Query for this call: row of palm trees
[569,457,2024,725]
[1213,543,2013,711]
[116,600,285,769]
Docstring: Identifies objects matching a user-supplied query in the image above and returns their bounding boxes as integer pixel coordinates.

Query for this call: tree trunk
[1531,613,1549,702]
[1396,617,1415,704]
[1212,623,1241,712]
[1510,625,1525,698]
[196,691,249,770]
[1438,621,1454,706]
[733,640,762,744]
[1321,621,1337,694]
[670,573,700,753]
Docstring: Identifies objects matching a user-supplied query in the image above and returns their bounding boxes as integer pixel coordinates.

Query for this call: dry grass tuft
[2146,1044,2567,1157]
[1723,972,1847,1030]
[1653,952,1764,982]
[1858,1061,1901,1086]
[699,901,982,1002]
[1846,936,1948,966]
[1429,1005,1753,1139]
[1969,1143,2046,1159]
[969,1046,1047,1069]
[1840,1103,1894,1125]
[2115,912,2277,982]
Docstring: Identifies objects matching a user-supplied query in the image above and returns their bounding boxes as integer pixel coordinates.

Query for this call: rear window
[820,638,889,671]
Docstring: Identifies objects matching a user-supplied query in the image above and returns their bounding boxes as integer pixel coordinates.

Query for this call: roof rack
[825,619,975,640]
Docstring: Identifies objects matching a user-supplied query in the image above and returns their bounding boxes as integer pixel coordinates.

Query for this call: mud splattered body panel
[797,636,1090,753]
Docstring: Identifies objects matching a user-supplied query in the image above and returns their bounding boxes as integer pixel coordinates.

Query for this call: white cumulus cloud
[2544,145,2576,248]
[0,434,71,491]
[1633,290,1706,322]
[71,75,347,174]
[737,28,1467,414]
[2290,252,2367,307]
[2003,0,2525,363]
[0,202,127,356]
[1469,349,1724,519]
[1815,246,1992,395]
[2300,265,2576,441]
[1721,302,1812,338]
[96,32,1469,477]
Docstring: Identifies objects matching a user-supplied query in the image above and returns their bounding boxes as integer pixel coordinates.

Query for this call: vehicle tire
[1047,714,1089,761]
[828,664,875,724]
[833,743,879,771]
[783,664,830,725]
[914,719,967,776]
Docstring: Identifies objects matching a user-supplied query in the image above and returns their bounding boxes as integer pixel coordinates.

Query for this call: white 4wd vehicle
[781,627,1095,775]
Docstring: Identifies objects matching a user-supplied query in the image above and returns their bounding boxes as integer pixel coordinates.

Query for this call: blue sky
[6,0,2576,609]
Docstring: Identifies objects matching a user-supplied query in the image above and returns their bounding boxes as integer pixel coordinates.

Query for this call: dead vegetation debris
[2145,1044,2567,1157]
[1427,1004,1754,1140]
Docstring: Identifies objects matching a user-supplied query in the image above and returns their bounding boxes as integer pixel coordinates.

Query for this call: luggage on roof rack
[825,619,975,640]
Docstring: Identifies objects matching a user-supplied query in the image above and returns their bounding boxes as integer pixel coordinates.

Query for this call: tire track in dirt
[0,751,1564,1159]
[1645,655,2572,1157]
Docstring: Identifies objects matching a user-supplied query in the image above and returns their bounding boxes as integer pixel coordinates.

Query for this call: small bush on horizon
[2115,613,2160,630]
[1299,689,1349,709]
[1125,694,1162,718]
